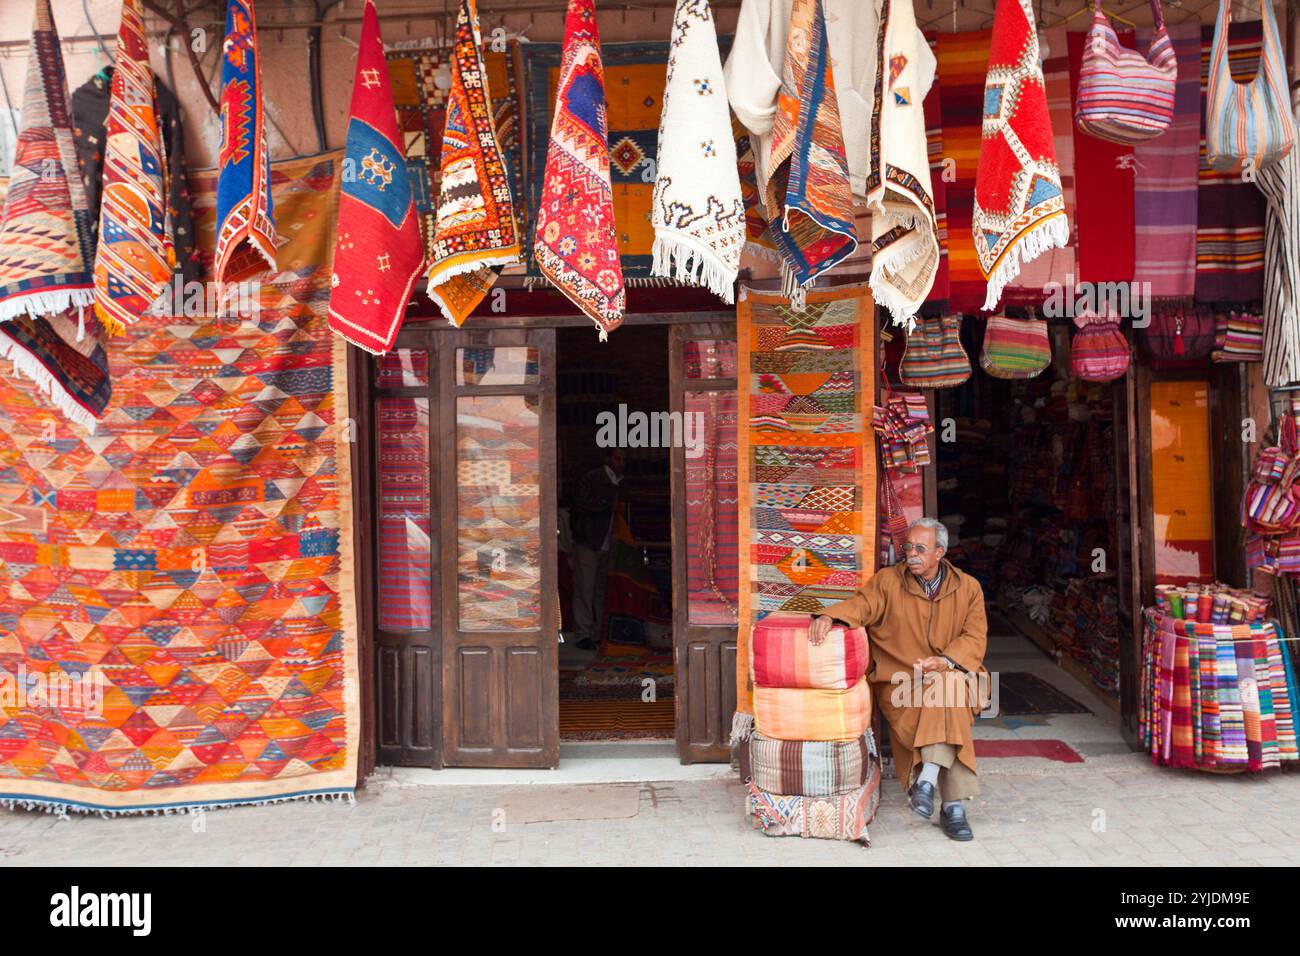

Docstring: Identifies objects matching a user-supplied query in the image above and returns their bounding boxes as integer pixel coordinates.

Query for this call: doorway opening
[556,325,676,741]
[932,323,1124,718]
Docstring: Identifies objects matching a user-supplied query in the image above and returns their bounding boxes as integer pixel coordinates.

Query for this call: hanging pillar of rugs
[733,284,877,738]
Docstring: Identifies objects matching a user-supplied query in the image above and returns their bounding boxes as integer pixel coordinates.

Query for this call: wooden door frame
[669,322,739,763]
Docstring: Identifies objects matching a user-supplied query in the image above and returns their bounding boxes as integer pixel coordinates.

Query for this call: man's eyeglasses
[901,543,933,554]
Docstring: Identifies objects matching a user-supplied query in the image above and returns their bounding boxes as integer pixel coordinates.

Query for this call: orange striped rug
[559,699,675,740]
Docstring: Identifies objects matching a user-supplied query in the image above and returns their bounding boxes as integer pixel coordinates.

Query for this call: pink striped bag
[1075,0,1177,146]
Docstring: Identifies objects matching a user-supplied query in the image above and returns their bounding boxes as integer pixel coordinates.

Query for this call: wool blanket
[92,0,174,337]
[1005,25,1077,306]
[1069,28,1135,285]
[1133,23,1202,300]
[1256,93,1300,387]
[758,0,858,305]
[740,729,876,797]
[751,611,868,690]
[532,0,625,338]
[0,151,360,814]
[936,30,993,312]
[0,0,95,322]
[746,766,880,844]
[215,0,276,285]
[425,0,521,326]
[734,285,876,720]
[72,69,200,288]
[1195,20,1265,303]
[650,0,745,303]
[328,0,425,354]
[866,0,939,328]
[972,0,1068,312]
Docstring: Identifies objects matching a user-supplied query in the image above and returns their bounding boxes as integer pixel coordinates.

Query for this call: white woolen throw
[651,0,745,303]
[865,0,939,331]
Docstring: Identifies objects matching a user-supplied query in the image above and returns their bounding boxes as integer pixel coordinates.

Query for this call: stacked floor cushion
[742,613,878,845]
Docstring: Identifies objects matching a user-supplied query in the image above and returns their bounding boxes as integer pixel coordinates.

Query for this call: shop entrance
[361,315,737,769]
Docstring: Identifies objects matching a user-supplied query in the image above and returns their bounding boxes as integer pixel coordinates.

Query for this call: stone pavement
[0,628,1297,865]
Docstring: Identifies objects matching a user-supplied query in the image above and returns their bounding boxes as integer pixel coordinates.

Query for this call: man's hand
[808,614,835,645]
[915,655,948,674]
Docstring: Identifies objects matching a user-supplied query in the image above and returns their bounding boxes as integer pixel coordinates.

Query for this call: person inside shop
[810,517,988,841]
[569,447,625,652]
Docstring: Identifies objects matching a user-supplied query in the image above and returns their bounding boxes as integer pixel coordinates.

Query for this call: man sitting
[810,518,987,841]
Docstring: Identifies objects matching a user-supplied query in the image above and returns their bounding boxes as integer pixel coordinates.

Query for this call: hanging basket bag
[1205,0,1296,171]
[979,315,1051,379]
[1075,0,1178,145]
[1070,311,1130,381]
[900,314,971,389]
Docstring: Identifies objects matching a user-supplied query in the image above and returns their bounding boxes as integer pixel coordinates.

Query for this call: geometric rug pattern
[0,151,359,813]
[734,285,877,716]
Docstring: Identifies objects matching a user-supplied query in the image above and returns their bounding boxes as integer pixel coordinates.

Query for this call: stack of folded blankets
[739,612,879,846]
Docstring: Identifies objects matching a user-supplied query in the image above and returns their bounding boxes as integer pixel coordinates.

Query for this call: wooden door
[439,328,558,768]
[669,324,739,763]
[369,330,441,767]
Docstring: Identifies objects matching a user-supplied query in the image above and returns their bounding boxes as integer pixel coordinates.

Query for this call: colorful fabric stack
[734,285,876,724]
[92,0,174,336]
[874,392,933,472]
[740,611,879,845]
[215,0,276,285]
[531,0,625,338]
[425,0,522,325]
[1052,575,1120,698]
[1141,607,1298,772]
[0,0,109,429]
[327,0,425,354]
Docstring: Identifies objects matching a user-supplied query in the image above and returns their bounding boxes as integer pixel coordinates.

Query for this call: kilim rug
[1195,19,1266,303]
[387,41,529,288]
[524,36,731,284]
[0,151,359,814]
[559,698,675,740]
[734,284,877,719]
[935,30,992,313]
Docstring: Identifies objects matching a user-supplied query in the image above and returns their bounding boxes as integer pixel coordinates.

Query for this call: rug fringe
[0,287,95,324]
[0,789,356,819]
[651,233,737,303]
[0,330,99,431]
[729,711,755,748]
[981,214,1069,313]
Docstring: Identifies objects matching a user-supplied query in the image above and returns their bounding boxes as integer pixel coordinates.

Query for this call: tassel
[76,306,85,343]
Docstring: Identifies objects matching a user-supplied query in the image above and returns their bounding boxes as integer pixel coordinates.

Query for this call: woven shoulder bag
[980,316,1050,380]
[900,314,971,389]
[1206,0,1296,171]
[1070,311,1130,381]
[1075,0,1178,145]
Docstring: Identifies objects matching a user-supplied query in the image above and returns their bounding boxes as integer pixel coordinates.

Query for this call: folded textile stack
[741,612,879,845]
[1053,575,1121,699]
[1142,607,1300,772]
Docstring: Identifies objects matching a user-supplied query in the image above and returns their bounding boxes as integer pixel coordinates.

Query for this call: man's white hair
[909,517,949,550]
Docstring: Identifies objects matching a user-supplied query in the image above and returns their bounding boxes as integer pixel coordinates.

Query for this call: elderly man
[811,518,987,841]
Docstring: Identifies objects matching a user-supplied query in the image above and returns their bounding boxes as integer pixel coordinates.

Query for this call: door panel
[671,325,739,763]
[371,341,441,767]
[440,329,558,768]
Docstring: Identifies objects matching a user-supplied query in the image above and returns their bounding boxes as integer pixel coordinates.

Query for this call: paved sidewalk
[0,627,1296,865]
[0,753,1296,865]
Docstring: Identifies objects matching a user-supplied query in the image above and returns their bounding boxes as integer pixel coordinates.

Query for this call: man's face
[607,450,625,476]
[904,525,943,579]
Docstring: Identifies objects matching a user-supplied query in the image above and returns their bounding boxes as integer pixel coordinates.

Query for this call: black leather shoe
[940,805,974,841]
[907,780,936,819]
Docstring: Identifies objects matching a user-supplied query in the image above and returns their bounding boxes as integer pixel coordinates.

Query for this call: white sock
[917,763,940,787]
[942,800,966,815]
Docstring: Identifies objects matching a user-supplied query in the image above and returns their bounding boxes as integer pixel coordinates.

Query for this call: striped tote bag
[979,315,1050,379]
[1075,0,1177,145]
[899,314,971,389]
[1206,0,1295,172]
